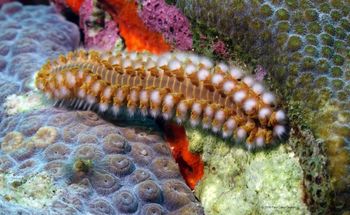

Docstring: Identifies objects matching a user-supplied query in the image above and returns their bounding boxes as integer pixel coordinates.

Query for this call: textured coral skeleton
[35,49,287,149]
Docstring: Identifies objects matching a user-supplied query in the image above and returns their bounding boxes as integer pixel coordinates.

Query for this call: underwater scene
[0,0,349,214]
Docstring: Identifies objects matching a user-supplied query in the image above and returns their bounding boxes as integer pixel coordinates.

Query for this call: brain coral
[0,108,204,214]
[176,0,349,212]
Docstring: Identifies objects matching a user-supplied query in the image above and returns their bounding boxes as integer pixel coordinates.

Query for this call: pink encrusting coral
[79,0,120,51]
[139,0,193,51]
[212,40,229,58]
[254,65,267,82]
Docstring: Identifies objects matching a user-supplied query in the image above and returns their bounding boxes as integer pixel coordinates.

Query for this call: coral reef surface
[0,108,204,214]
[139,0,193,50]
[187,128,309,215]
[79,0,121,51]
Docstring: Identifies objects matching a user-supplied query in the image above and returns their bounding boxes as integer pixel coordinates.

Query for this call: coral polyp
[35,50,287,149]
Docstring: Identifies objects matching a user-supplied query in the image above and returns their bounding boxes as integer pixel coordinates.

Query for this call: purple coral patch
[79,0,119,51]
[139,0,192,51]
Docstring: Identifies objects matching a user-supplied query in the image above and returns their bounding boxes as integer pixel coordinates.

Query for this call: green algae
[0,172,59,208]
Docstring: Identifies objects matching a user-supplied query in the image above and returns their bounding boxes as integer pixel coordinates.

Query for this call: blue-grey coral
[0,1,79,117]
[0,108,203,214]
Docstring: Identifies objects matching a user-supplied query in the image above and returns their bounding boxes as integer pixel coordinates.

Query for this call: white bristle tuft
[112,105,120,115]
[190,119,200,127]
[229,67,243,79]
[150,55,158,62]
[48,82,55,91]
[205,106,214,116]
[276,110,286,122]
[141,109,148,116]
[169,60,181,71]
[214,110,225,121]
[212,125,220,133]
[100,52,110,61]
[175,53,188,62]
[129,52,138,61]
[252,83,264,95]
[133,62,142,69]
[99,103,108,112]
[78,88,86,98]
[258,108,271,119]
[178,101,187,112]
[157,56,169,67]
[59,87,69,97]
[130,90,138,102]
[109,56,120,65]
[150,109,159,118]
[103,87,112,98]
[37,82,44,90]
[92,82,101,94]
[78,69,84,79]
[146,61,156,69]
[199,57,213,68]
[218,63,228,72]
[141,54,149,62]
[243,99,257,112]
[262,92,275,105]
[225,118,236,130]
[56,73,63,83]
[202,123,210,129]
[246,143,254,151]
[223,81,235,93]
[233,90,246,103]
[211,74,224,85]
[197,69,210,81]
[77,100,84,109]
[122,59,132,68]
[164,94,174,106]
[255,137,265,147]
[243,76,254,87]
[150,90,161,104]
[162,112,172,120]
[86,95,96,104]
[222,130,232,138]
[237,128,247,139]
[117,89,125,100]
[184,64,196,74]
[66,72,76,87]
[128,108,136,117]
[192,103,202,113]
[189,55,199,65]
[274,125,286,137]
[140,90,148,102]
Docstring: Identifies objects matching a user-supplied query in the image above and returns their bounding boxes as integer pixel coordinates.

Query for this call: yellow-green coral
[177,0,349,212]
[1,132,24,153]
[4,92,47,116]
[0,171,59,208]
[31,126,58,148]
[187,128,308,215]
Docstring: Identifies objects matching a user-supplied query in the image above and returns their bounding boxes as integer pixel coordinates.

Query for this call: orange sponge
[100,0,171,54]
[164,123,204,189]
[65,0,84,14]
